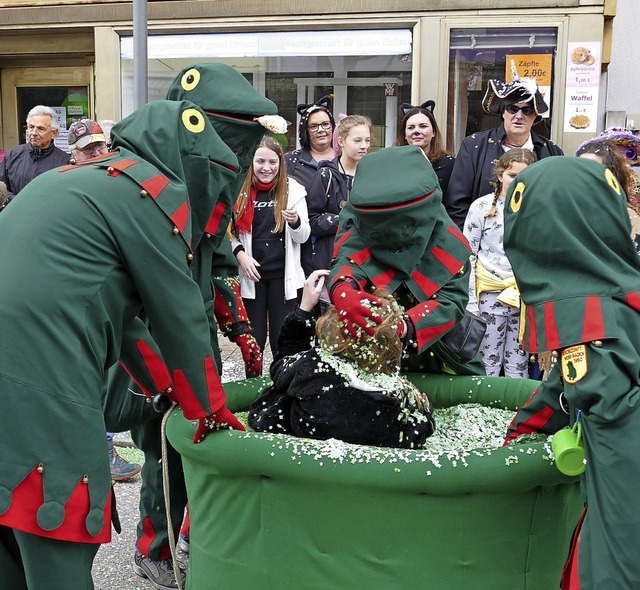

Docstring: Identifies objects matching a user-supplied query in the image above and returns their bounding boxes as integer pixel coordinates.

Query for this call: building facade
[0,0,618,156]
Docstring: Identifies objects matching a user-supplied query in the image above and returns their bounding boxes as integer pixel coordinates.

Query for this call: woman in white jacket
[232,135,310,359]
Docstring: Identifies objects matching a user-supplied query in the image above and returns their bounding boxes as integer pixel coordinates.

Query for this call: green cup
[551,421,586,476]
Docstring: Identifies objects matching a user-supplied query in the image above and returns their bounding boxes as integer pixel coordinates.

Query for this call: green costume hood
[166,63,280,242]
[110,100,238,247]
[344,145,444,278]
[166,62,278,178]
[504,156,640,351]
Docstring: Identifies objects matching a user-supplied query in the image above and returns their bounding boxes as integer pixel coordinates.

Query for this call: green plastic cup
[551,421,586,476]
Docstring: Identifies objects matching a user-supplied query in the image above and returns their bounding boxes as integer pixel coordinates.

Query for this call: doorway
[1,66,94,152]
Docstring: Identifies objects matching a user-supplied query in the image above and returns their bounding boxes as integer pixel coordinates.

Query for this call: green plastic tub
[166,374,582,590]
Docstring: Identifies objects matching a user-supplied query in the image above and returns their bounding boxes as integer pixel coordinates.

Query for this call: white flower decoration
[255,115,288,134]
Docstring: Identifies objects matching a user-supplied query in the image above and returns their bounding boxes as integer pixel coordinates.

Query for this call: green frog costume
[102,65,280,566]
[503,156,640,590]
[329,145,484,375]
[0,100,240,587]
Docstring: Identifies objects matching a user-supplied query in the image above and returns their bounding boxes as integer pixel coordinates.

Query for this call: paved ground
[92,332,272,590]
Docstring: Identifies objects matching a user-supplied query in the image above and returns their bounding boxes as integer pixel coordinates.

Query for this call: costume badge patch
[561,345,588,384]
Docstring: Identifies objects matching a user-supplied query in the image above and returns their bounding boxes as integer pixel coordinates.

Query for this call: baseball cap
[68,119,106,150]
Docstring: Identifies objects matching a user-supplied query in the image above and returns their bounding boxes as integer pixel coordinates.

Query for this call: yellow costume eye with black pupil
[605,168,622,195]
[182,109,205,133]
[181,68,200,91]
[510,181,525,213]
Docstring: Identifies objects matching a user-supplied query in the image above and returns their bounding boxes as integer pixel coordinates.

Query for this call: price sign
[564,42,600,133]
[506,54,552,86]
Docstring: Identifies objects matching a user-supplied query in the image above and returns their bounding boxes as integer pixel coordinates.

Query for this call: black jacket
[0,143,70,201]
[249,308,436,449]
[301,158,350,275]
[443,125,563,229]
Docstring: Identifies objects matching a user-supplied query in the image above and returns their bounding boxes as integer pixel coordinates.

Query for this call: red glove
[331,282,384,339]
[193,406,245,444]
[233,333,263,378]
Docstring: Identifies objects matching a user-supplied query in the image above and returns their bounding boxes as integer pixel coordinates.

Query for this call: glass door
[1,66,93,153]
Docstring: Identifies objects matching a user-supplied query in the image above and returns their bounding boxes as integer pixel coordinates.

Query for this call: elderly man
[0,105,70,201]
[444,78,563,229]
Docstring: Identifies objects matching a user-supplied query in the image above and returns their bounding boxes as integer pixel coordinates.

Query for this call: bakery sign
[564,42,601,133]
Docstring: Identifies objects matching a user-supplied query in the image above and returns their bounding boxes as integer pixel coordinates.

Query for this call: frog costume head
[504,156,640,351]
[345,145,448,277]
[110,99,238,246]
[166,63,280,180]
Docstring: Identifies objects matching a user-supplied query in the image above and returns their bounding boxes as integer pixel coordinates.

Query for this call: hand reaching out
[236,250,261,282]
[300,269,330,312]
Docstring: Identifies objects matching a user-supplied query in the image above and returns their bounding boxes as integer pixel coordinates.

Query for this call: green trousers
[0,525,99,590]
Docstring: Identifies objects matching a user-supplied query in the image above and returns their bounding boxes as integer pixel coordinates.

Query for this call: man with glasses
[68,119,110,162]
[444,78,563,229]
[0,105,70,204]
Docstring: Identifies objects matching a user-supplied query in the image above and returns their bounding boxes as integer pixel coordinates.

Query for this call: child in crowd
[249,270,436,449]
[302,114,371,276]
[232,135,310,357]
[463,148,537,377]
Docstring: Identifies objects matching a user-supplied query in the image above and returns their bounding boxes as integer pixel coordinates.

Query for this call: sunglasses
[505,104,536,116]
[308,121,332,133]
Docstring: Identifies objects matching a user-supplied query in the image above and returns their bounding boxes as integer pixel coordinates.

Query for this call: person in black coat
[249,270,436,449]
[444,78,563,229]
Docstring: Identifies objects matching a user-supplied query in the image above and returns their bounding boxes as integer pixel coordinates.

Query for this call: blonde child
[463,148,537,377]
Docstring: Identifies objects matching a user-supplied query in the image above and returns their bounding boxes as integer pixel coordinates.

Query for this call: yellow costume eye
[182,108,206,133]
[510,181,525,213]
[180,68,200,91]
[605,168,622,195]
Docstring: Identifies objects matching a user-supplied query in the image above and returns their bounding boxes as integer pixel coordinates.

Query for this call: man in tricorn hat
[445,77,563,229]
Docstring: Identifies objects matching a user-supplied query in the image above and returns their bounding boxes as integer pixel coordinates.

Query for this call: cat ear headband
[400,100,435,116]
[297,95,333,116]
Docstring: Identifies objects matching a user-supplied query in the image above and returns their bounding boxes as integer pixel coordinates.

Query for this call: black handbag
[439,312,487,363]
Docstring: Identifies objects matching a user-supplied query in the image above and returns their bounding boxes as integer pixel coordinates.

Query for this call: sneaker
[110,449,142,481]
[133,550,186,590]
[175,536,190,572]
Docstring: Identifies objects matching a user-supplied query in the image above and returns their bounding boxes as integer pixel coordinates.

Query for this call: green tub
[166,374,582,590]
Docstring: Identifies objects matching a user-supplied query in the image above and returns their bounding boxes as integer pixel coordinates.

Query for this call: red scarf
[234,180,276,234]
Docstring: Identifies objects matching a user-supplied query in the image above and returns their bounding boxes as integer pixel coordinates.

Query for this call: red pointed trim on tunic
[204,201,227,236]
[582,296,604,342]
[411,269,439,299]
[526,306,538,352]
[414,318,455,351]
[106,159,139,176]
[371,268,395,290]
[170,201,190,235]
[447,224,472,251]
[504,404,555,444]
[140,174,171,199]
[543,301,560,350]
[625,290,640,312]
[432,246,464,276]
[561,506,587,590]
[349,246,372,266]
[332,229,352,258]
[172,356,225,420]
[0,466,111,543]
[136,340,173,394]
[330,263,354,288]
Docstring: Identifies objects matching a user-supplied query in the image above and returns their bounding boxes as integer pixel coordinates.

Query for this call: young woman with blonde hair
[303,114,371,276]
[232,135,310,357]
[249,270,435,449]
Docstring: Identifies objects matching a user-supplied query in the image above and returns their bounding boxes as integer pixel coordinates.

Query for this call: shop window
[120,30,412,151]
[447,27,558,153]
